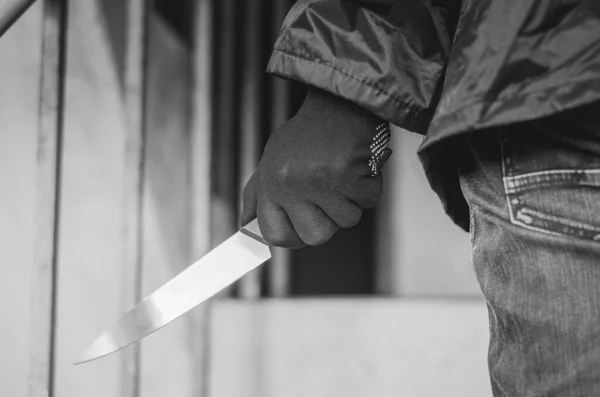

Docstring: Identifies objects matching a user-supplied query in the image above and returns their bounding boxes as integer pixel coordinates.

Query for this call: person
[240,0,600,395]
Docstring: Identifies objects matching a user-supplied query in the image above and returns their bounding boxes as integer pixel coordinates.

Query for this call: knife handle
[241,218,267,245]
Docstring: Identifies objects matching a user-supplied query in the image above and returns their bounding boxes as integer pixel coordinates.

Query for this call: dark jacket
[266,0,600,230]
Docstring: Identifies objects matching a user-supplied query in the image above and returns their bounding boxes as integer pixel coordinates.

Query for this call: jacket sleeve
[267,0,461,134]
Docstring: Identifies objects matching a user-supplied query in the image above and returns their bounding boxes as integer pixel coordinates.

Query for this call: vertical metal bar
[29,0,67,396]
[191,2,214,262]
[0,0,37,38]
[268,0,292,298]
[120,0,147,396]
[237,0,263,299]
[212,0,238,298]
[191,0,214,395]
[213,0,237,241]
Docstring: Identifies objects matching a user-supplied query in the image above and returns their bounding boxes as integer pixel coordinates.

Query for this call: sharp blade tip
[72,357,87,366]
[73,346,99,366]
[73,334,116,365]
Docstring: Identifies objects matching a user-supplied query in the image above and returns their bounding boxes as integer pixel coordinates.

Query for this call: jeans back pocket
[500,124,600,241]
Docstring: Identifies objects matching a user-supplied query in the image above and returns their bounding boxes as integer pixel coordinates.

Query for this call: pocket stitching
[519,207,600,239]
[500,129,600,241]
[505,169,600,194]
[501,128,531,232]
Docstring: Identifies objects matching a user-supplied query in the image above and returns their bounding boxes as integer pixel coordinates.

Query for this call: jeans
[458,109,600,396]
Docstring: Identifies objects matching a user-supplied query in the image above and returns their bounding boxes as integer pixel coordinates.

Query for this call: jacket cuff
[267,49,433,135]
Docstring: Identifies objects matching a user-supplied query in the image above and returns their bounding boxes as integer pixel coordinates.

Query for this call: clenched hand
[241,88,392,248]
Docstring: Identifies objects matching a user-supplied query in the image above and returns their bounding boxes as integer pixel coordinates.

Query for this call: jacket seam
[271,49,407,111]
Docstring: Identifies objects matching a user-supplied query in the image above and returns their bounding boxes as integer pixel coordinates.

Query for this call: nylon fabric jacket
[266,0,600,230]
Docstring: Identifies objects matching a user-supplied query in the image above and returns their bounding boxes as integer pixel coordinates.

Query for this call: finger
[257,197,305,248]
[241,172,258,226]
[344,175,383,209]
[374,148,393,175]
[285,202,339,246]
[313,196,363,229]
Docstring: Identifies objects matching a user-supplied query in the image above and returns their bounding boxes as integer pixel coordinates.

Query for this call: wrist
[297,87,382,127]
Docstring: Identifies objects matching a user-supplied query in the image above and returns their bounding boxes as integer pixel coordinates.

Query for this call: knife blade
[74,218,270,365]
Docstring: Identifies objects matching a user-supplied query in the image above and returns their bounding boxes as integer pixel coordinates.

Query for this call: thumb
[240,172,258,227]
[376,148,393,174]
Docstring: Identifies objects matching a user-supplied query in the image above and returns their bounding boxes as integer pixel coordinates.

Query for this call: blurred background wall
[0,0,490,396]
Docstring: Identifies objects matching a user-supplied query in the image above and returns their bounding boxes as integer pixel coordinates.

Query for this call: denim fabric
[458,112,600,396]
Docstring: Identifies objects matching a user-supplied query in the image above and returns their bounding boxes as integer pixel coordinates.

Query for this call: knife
[74,218,270,365]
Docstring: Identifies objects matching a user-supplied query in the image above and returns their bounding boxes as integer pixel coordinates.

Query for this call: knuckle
[270,158,349,194]
[273,161,294,186]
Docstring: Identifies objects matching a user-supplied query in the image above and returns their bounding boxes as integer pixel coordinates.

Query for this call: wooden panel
[0,3,42,397]
[209,300,492,397]
[138,13,196,397]
[376,129,479,297]
[54,0,136,395]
